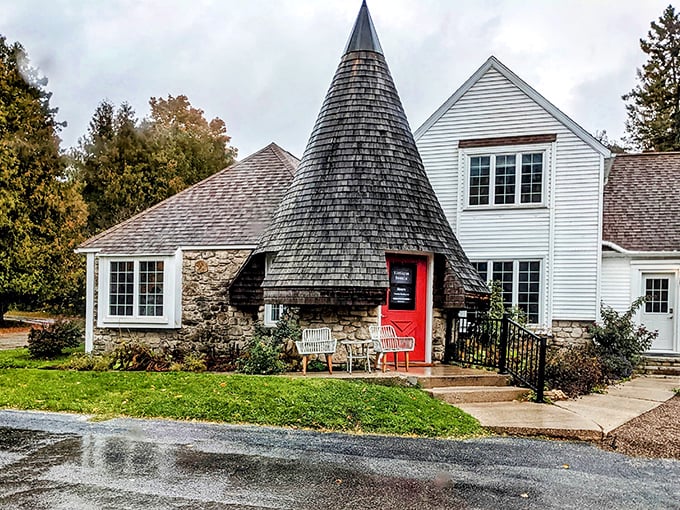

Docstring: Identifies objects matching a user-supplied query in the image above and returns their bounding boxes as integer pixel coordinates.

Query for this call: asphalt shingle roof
[603,152,680,252]
[78,143,297,254]
[256,3,488,306]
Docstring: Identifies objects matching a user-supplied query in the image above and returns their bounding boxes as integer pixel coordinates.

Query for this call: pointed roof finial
[344,0,383,54]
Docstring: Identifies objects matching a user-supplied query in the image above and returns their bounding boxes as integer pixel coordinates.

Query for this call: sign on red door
[382,255,428,363]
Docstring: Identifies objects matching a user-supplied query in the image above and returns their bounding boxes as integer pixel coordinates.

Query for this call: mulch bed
[599,395,680,459]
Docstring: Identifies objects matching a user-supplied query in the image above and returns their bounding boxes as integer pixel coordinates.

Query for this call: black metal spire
[344,0,383,55]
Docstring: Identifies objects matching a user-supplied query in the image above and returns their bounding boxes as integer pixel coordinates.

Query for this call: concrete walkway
[458,375,680,440]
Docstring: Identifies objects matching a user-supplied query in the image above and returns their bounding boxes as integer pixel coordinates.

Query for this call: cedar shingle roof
[256,2,488,306]
[78,143,297,254]
[603,152,680,252]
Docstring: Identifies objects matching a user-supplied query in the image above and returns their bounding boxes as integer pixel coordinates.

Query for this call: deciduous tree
[75,95,237,235]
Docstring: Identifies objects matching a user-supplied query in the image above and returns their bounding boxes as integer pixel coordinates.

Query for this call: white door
[641,273,676,352]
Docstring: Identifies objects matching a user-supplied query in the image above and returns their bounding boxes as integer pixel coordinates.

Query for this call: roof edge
[414,56,611,157]
[602,240,680,257]
[78,142,296,251]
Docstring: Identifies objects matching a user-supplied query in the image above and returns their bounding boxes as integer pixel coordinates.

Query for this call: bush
[589,297,657,381]
[545,344,604,398]
[27,320,83,359]
[109,343,171,371]
[236,309,301,375]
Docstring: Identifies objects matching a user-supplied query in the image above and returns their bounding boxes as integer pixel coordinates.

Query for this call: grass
[0,347,82,369]
[0,349,483,438]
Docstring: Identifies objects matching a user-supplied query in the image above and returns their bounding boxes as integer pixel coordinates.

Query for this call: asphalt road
[0,410,677,509]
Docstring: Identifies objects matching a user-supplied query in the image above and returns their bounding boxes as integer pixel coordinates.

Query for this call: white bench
[295,327,337,375]
[369,325,415,372]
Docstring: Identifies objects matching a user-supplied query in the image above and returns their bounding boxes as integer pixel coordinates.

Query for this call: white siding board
[600,257,632,313]
[417,66,603,326]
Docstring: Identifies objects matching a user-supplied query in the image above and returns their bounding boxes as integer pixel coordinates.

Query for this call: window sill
[463,204,548,212]
[98,317,177,329]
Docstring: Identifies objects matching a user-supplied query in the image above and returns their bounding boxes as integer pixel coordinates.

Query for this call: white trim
[85,253,95,353]
[75,247,101,254]
[462,144,550,210]
[96,254,181,329]
[547,139,557,329]
[596,155,605,322]
[603,241,680,258]
[425,253,434,365]
[414,56,611,157]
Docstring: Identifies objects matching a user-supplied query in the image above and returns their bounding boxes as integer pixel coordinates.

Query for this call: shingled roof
[78,143,297,254]
[603,152,680,252]
[255,2,488,307]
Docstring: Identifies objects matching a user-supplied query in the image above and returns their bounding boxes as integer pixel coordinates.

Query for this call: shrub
[589,297,657,381]
[180,352,207,372]
[236,338,286,375]
[109,343,171,371]
[27,320,83,359]
[545,344,604,398]
[236,309,301,375]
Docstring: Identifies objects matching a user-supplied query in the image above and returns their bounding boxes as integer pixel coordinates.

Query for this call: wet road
[0,410,677,509]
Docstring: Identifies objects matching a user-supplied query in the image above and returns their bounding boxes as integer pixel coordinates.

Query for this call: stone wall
[92,250,257,355]
[549,320,594,347]
[298,306,379,363]
[431,308,447,362]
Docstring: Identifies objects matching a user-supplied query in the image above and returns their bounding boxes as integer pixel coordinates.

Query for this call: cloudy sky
[1,0,671,158]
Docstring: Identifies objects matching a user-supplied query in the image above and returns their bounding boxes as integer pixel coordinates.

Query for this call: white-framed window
[97,254,181,328]
[264,304,286,327]
[467,151,545,207]
[264,254,286,327]
[472,259,542,324]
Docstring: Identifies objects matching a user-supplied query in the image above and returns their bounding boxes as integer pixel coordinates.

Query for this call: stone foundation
[549,320,594,347]
[92,250,257,355]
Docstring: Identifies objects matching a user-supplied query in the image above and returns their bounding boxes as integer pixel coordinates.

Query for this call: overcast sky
[1,0,671,159]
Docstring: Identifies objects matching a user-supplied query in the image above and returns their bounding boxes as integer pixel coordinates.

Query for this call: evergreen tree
[623,5,680,151]
[75,95,237,235]
[0,35,87,320]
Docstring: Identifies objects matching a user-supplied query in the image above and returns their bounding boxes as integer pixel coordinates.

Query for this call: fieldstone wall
[92,250,257,355]
[298,306,379,363]
[431,308,447,362]
[549,320,593,347]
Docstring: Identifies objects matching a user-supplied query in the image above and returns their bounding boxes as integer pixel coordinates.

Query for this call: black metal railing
[447,312,547,402]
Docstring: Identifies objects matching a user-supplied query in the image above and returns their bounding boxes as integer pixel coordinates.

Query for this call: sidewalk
[457,375,680,440]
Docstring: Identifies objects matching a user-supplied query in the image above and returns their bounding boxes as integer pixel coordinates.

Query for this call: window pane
[469,156,490,205]
[492,261,513,308]
[472,261,488,283]
[494,155,516,204]
[518,261,541,323]
[520,153,543,203]
[109,261,134,316]
[645,278,670,314]
[138,261,164,317]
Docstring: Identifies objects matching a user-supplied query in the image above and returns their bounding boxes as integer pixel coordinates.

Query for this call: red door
[382,255,428,363]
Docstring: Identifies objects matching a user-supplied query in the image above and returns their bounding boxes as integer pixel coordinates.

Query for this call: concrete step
[428,385,531,404]
[637,365,680,376]
[415,373,511,389]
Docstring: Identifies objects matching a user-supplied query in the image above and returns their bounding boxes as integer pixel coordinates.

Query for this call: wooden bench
[369,325,415,372]
[295,327,337,375]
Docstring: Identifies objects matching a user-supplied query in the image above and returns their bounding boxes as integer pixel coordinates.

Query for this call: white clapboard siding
[417,63,605,326]
[600,257,632,313]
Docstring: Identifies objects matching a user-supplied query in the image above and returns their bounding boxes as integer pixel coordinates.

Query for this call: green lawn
[0,349,483,438]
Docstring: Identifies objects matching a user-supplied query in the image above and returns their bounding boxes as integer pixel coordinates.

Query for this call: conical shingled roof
[256,3,488,307]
